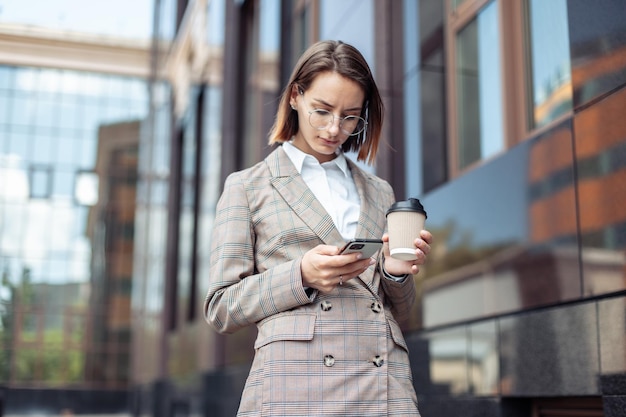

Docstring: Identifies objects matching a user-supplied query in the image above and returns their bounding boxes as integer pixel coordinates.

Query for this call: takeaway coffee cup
[386,198,427,261]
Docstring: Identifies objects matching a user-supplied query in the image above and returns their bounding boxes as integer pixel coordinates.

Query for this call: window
[404,0,448,195]
[445,0,590,178]
[292,0,317,60]
[446,0,558,177]
[567,0,626,108]
[452,0,504,171]
[527,0,572,129]
[240,0,281,168]
[178,90,201,323]
[74,170,98,206]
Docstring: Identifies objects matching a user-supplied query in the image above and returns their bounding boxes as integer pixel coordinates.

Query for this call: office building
[1,1,625,416]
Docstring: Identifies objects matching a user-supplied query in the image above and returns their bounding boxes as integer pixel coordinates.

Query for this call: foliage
[0,268,85,385]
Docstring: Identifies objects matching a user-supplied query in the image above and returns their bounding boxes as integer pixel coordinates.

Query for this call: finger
[419,229,433,244]
[335,251,369,268]
[342,258,376,279]
[316,244,343,256]
[414,237,431,255]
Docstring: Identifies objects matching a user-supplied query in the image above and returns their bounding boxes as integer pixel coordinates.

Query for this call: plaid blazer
[204,146,420,416]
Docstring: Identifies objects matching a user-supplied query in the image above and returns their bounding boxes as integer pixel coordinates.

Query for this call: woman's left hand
[382,230,433,276]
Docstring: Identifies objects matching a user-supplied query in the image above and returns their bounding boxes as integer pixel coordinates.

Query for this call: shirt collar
[283,141,351,178]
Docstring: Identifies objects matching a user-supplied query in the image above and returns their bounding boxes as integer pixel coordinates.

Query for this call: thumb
[316,244,343,256]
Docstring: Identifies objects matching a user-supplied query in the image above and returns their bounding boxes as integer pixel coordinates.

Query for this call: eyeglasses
[307,109,367,136]
[299,94,367,136]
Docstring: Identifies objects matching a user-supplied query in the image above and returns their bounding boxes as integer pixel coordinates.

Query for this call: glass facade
[528,0,572,128]
[403,0,447,196]
[407,0,626,415]
[3,0,624,415]
[144,0,625,415]
[241,0,281,169]
[418,0,626,327]
[454,0,504,170]
[130,70,170,386]
[568,0,626,109]
[0,66,148,391]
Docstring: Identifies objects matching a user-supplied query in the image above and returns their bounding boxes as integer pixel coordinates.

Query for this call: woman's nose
[327,116,341,135]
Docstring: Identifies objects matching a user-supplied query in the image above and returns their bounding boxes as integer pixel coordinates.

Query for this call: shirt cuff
[381,254,409,282]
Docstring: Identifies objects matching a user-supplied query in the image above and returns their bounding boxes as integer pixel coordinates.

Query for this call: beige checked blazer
[204,146,420,416]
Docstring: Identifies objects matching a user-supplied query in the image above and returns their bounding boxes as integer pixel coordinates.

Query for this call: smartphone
[340,238,383,258]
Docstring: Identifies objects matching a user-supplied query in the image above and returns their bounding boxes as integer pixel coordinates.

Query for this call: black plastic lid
[386,198,427,218]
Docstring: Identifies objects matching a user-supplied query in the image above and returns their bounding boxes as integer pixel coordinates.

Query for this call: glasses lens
[340,116,366,136]
[309,109,332,130]
[308,110,366,136]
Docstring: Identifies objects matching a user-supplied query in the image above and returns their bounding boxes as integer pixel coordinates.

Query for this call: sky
[0,0,154,39]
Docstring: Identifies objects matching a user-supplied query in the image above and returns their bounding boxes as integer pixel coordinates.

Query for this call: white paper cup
[386,199,427,261]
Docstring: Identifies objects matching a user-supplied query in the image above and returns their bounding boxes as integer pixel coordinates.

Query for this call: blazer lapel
[267,147,345,246]
[349,159,387,240]
[266,148,385,290]
[348,160,387,287]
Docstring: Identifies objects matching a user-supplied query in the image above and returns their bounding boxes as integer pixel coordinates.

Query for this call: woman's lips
[318,137,339,147]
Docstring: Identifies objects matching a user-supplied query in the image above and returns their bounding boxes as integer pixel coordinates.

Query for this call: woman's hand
[382,230,433,276]
[301,244,376,293]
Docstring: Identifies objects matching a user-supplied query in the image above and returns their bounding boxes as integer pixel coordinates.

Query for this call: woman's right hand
[301,244,376,293]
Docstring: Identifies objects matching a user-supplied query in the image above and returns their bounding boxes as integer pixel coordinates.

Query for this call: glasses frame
[299,91,367,136]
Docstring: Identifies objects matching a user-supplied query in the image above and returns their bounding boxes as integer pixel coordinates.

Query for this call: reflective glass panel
[469,321,499,395]
[0,65,147,390]
[575,87,626,297]
[403,0,447,195]
[567,0,626,108]
[528,0,572,128]
[428,327,469,395]
[417,120,581,329]
[455,0,504,170]
[241,0,281,168]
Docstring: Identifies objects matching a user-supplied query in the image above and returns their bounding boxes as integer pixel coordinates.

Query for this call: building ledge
[0,22,151,78]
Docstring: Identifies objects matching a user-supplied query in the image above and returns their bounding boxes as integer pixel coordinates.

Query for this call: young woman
[204,40,432,416]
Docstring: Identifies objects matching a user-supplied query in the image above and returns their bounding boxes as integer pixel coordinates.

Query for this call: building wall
[3,4,622,415]
[0,9,151,415]
[403,1,626,416]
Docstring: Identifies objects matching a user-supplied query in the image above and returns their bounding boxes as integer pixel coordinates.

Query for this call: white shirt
[282,141,360,240]
[283,142,407,282]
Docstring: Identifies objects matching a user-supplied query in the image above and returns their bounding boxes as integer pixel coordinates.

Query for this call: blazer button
[324,355,335,367]
[372,355,384,367]
[321,300,332,311]
[370,301,382,313]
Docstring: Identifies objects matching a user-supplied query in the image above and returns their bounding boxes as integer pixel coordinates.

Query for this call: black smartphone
[340,238,383,258]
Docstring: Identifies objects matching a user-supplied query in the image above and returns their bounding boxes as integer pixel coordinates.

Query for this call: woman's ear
[289,84,300,108]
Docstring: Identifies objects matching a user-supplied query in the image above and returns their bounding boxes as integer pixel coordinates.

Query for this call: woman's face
[290,71,365,163]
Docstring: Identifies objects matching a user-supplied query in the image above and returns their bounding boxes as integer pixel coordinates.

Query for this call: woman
[204,40,432,416]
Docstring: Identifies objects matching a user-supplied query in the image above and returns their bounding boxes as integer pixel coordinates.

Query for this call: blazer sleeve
[376,181,417,326]
[378,257,417,326]
[203,171,314,334]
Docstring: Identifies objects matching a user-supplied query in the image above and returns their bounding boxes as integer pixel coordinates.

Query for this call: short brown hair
[268,40,384,165]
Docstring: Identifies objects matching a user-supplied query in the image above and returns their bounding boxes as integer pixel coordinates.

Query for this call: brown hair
[268,40,384,165]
